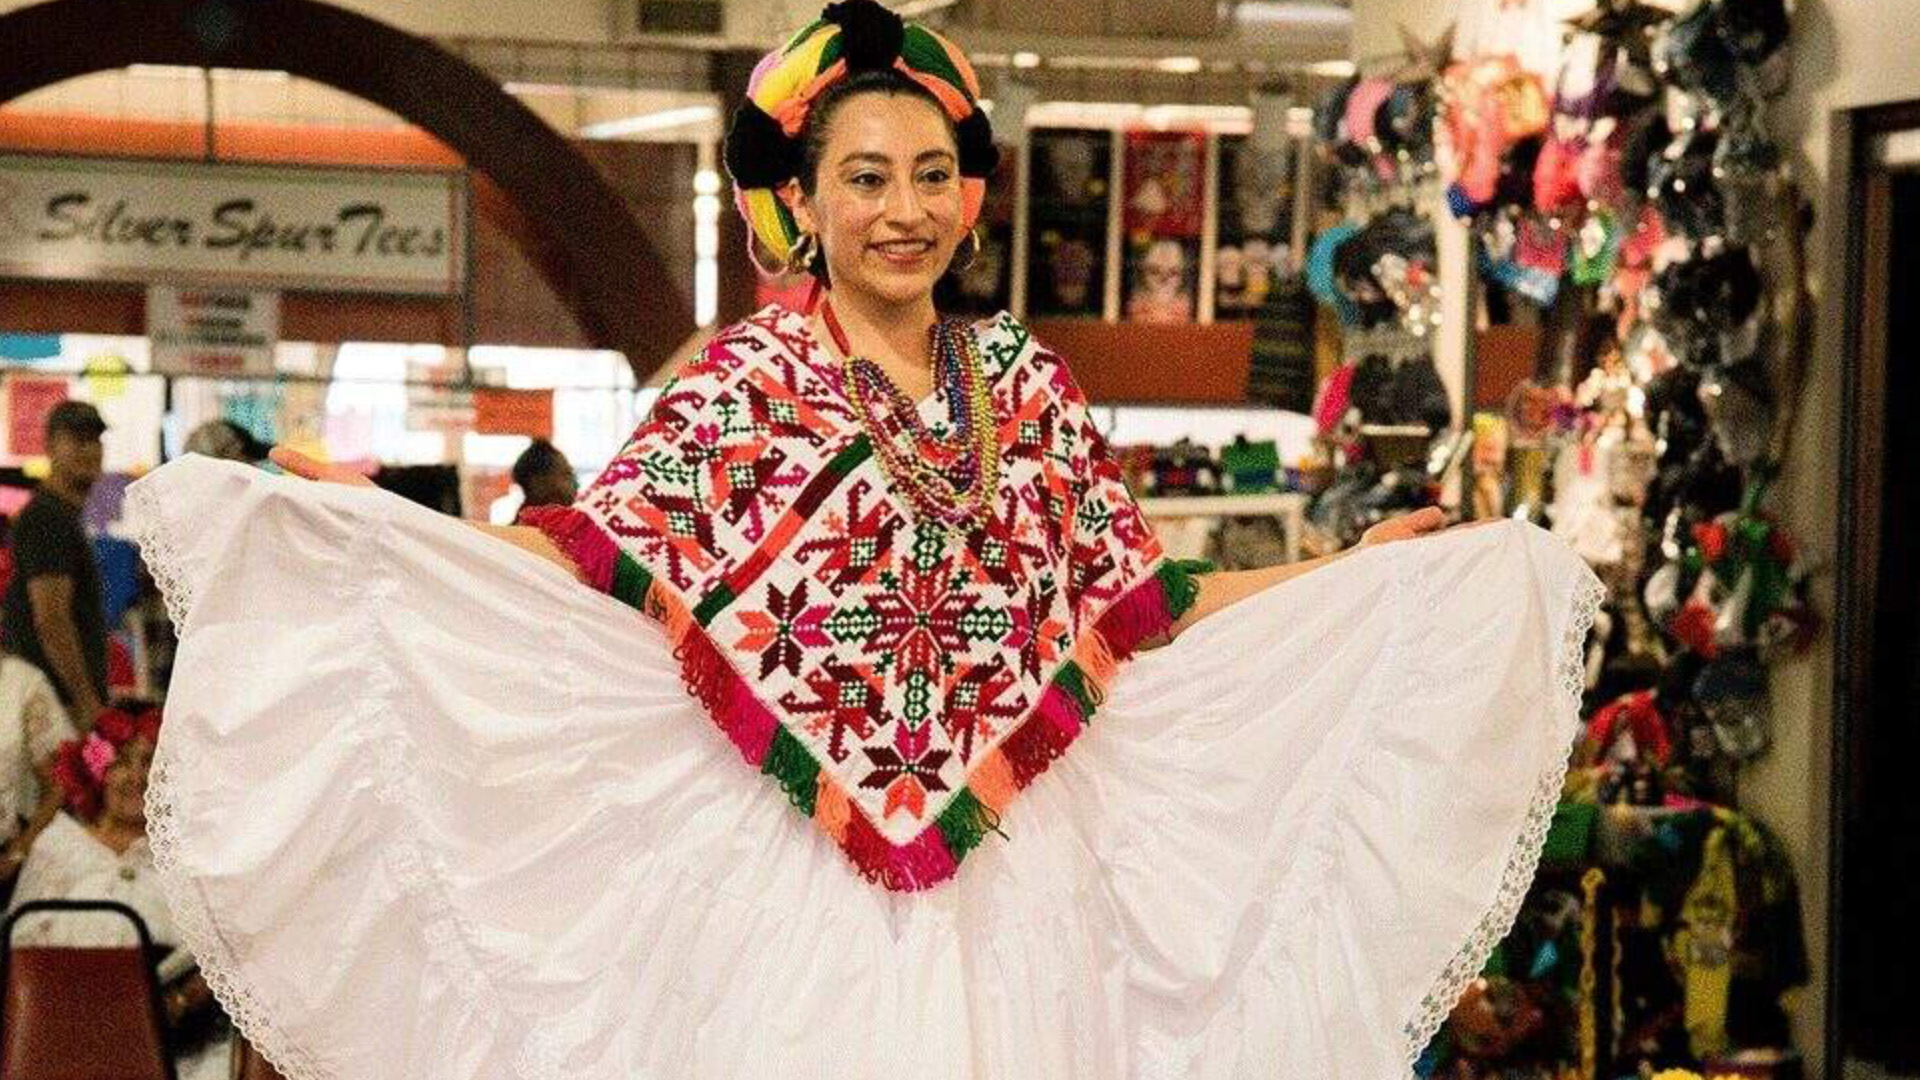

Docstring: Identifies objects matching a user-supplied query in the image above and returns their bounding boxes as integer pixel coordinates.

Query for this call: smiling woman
[126,1,1605,1077]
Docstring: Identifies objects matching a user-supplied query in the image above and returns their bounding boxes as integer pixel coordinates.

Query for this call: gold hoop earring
[950,229,983,273]
[784,231,820,277]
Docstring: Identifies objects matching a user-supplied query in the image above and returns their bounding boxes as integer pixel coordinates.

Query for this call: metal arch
[0,0,692,379]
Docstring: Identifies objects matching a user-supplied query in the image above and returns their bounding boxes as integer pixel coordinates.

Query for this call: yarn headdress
[724,0,999,273]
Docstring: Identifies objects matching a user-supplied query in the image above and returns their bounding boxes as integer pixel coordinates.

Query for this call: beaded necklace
[821,298,999,528]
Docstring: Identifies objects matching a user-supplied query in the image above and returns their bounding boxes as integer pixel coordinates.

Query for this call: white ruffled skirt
[128,456,1600,1080]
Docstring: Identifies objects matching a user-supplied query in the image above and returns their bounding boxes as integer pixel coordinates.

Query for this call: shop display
[1119,131,1205,324]
[1298,1,1813,1074]
[1026,129,1111,318]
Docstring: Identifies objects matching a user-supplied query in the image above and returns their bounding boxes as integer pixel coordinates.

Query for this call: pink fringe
[1000,685,1082,788]
[518,505,618,592]
[843,809,960,892]
[1035,684,1085,739]
[674,629,779,765]
[1091,571,1176,660]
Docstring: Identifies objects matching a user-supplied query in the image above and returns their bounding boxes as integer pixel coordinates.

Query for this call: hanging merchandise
[1419,0,1814,1073]
[1441,55,1551,217]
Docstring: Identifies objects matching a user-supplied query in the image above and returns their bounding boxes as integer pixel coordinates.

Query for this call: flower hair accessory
[723,0,999,271]
[50,704,162,818]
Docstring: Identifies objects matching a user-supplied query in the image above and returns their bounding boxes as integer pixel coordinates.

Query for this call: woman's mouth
[871,239,936,266]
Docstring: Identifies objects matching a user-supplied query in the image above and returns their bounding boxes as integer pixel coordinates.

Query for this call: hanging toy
[1655,477,1816,663]
[1694,652,1770,760]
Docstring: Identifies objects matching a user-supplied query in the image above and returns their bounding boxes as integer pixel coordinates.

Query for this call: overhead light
[128,64,289,82]
[504,81,581,96]
[1154,56,1203,74]
[579,104,719,139]
[127,64,203,79]
[1307,59,1359,77]
[1011,51,1041,70]
[892,0,960,14]
[1235,1,1354,28]
[212,68,291,83]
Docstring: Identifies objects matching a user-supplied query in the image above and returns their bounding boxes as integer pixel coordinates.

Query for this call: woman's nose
[883,180,928,224]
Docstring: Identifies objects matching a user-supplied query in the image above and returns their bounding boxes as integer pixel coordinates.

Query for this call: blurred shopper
[0,402,109,727]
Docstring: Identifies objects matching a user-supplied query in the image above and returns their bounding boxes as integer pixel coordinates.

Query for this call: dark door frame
[0,0,693,377]
[1828,96,1920,1080]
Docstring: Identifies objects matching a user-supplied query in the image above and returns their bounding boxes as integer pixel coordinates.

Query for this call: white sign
[146,286,281,377]
[0,154,466,295]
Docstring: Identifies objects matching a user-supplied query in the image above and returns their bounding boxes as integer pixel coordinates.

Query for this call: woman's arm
[268,448,583,580]
[1160,506,1449,641]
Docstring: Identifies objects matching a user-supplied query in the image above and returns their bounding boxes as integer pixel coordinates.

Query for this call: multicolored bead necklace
[821,298,999,529]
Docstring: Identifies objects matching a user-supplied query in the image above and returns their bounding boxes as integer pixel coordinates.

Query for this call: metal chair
[1,898,177,1080]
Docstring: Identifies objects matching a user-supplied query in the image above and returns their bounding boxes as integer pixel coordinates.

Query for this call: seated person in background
[0,651,76,900]
[510,437,578,522]
[7,705,230,1079]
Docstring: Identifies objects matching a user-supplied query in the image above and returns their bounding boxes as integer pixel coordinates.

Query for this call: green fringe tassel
[761,726,820,817]
[934,788,1004,859]
[1159,558,1213,622]
[1054,661,1100,716]
[610,554,653,611]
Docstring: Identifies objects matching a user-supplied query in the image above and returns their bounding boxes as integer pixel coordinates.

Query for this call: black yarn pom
[954,109,1000,178]
[823,0,905,72]
[724,101,802,188]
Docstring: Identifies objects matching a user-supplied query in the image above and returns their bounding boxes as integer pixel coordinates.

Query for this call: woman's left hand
[1358,506,1447,548]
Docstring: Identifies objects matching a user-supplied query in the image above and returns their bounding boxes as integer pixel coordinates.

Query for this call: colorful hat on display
[722,0,999,272]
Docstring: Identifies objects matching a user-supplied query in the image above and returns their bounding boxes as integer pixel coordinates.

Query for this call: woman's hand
[1358,506,1447,548]
[268,446,376,488]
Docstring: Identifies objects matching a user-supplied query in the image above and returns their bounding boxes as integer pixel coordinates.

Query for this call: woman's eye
[850,173,885,189]
[919,169,954,185]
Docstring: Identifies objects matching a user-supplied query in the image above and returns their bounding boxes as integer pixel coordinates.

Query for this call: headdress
[723,0,999,271]
[50,705,162,819]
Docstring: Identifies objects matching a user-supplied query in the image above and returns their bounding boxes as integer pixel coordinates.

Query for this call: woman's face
[790,92,966,309]
[101,737,153,827]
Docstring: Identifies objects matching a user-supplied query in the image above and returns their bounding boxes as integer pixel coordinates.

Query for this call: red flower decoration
[94,708,137,743]
[1693,521,1729,564]
[50,740,102,819]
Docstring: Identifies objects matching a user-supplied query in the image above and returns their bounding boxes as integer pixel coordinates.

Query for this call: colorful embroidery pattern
[525,306,1202,890]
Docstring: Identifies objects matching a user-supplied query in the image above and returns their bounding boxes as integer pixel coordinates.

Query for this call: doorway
[1833,101,1920,1080]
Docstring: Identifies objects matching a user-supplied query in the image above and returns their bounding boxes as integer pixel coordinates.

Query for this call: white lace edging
[1395,559,1606,1070]
[136,473,329,1080]
[140,491,569,1080]
[126,479,194,635]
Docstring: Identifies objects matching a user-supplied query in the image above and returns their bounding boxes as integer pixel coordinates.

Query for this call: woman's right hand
[269,446,376,488]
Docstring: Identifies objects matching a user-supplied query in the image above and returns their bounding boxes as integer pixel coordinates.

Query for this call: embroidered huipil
[527,305,1202,890]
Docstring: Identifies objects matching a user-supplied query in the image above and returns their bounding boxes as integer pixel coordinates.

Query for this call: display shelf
[1137,491,1309,564]
[1136,492,1308,518]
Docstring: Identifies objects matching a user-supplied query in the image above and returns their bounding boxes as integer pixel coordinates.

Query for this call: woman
[0,648,74,881]
[7,707,229,1080]
[128,3,1601,1077]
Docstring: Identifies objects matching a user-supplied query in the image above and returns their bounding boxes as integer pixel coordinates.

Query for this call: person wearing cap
[121,2,1601,1074]
[0,402,109,730]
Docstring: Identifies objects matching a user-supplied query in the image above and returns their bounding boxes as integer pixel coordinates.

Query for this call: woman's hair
[723,0,996,275]
[796,67,955,198]
[511,438,568,492]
